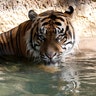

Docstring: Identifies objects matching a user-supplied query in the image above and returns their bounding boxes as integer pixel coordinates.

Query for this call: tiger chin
[0,6,75,66]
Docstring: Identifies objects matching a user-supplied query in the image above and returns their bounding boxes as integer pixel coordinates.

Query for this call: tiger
[0,6,75,65]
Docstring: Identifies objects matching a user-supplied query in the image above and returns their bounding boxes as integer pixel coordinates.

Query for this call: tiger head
[27,6,75,65]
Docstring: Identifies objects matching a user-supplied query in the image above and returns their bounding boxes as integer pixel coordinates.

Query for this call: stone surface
[0,0,96,51]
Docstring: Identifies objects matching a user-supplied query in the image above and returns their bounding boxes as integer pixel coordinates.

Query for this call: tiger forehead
[38,10,67,34]
[39,10,65,22]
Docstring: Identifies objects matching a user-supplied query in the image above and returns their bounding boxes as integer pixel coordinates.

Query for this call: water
[0,51,96,96]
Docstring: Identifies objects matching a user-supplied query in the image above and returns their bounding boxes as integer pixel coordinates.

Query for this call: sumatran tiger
[0,6,75,65]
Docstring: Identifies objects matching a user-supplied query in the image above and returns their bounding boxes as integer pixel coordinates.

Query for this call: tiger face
[27,6,75,65]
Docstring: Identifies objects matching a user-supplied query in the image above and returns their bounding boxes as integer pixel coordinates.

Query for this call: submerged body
[0,6,75,65]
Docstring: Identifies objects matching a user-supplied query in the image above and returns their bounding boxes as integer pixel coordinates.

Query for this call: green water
[0,52,96,96]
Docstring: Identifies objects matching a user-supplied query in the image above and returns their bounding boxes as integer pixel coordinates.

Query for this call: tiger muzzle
[41,51,62,66]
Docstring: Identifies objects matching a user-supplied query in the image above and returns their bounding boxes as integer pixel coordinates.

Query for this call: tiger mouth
[43,59,61,66]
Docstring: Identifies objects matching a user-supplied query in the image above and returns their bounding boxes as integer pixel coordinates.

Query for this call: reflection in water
[0,66,79,96]
[0,52,96,96]
[59,64,80,93]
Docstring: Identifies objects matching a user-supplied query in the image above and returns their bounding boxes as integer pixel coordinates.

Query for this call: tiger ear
[64,6,74,17]
[28,10,38,21]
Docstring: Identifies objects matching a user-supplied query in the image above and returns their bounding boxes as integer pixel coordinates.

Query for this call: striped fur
[0,6,75,65]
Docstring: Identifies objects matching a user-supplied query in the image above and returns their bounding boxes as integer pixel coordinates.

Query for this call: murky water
[0,51,96,96]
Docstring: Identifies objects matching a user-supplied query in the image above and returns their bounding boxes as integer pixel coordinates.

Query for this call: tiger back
[0,20,32,57]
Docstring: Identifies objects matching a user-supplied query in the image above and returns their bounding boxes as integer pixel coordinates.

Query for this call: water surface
[0,51,96,96]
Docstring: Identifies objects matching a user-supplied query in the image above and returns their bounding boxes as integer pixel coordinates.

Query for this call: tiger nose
[45,52,56,59]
